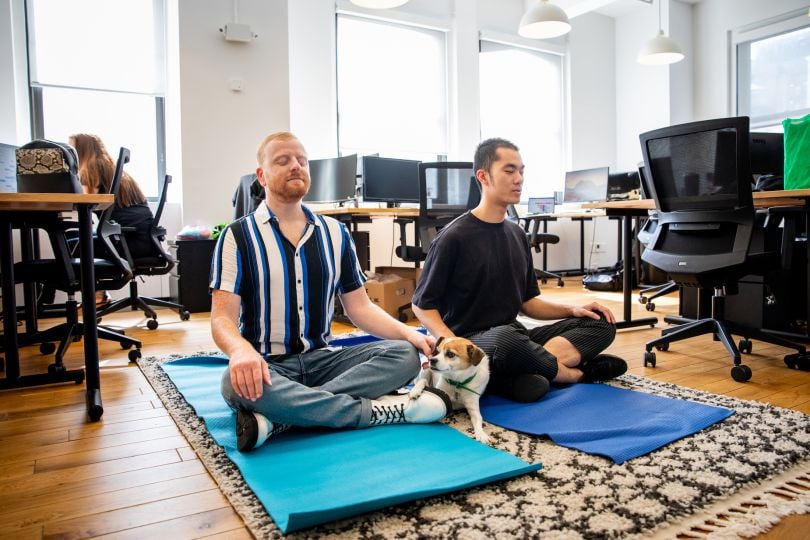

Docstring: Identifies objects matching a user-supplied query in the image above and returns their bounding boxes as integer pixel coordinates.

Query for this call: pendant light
[349,0,409,8]
[518,0,571,40]
[637,0,684,65]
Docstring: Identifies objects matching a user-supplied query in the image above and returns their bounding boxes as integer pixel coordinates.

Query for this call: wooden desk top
[583,189,810,211]
[0,193,114,212]
[315,206,419,218]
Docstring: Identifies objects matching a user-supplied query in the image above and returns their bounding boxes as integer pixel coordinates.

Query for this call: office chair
[14,146,142,366]
[232,173,263,219]
[507,205,564,287]
[395,162,477,267]
[639,116,807,381]
[97,175,191,329]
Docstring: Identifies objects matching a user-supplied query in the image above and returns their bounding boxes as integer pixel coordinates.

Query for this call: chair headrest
[16,139,83,194]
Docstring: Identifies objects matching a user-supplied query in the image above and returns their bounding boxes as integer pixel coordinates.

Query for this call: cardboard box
[374,266,422,286]
[364,270,416,321]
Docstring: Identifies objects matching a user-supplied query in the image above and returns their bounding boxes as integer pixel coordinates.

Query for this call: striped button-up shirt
[210,203,365,356]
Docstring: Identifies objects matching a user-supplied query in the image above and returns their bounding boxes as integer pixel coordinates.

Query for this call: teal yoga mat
[161,356,541,533]
[480,383,734,464]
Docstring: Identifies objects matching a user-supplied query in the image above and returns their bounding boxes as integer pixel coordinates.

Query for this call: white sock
[254,412,271,444]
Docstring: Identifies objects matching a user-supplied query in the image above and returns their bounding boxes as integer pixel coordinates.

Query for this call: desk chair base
[643,289,808,381]
[97,280,190,330]
[638,280,678,311]
[22,300,143,365]
[535,269,564,287]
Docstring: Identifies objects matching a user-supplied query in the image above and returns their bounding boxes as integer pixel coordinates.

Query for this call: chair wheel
[147,319,159,330]
[738,339,752,354]
[40,342,56,355]
[655,342,669,352]
[557,278,564,287]
[48,363,65,375]
[785,353,810,371]
[646,302,655,311]
[731,364,752,382]
[540,278,548,284]
[638,296,648,304]
[128,349,142,362]
[180,310,191,321]
[644,351,656,367]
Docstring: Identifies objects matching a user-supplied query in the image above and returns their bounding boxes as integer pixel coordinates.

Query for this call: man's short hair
[474,138,519,174]
[256,131,298,165]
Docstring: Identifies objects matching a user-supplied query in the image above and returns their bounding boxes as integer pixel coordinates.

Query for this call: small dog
[410,336,491,444]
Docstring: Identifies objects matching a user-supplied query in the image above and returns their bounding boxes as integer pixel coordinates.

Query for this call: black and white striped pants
[464,316,616,381]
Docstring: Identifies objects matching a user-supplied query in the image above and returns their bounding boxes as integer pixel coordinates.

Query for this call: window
[26,0,166,197]
[336,14,448,161]
[736,11,810,132]
[479,40,565,199]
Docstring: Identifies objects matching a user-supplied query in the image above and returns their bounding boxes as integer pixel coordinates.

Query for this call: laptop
[527,196,555,214]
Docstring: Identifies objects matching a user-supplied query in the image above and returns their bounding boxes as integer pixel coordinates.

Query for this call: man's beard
[270,176,310,203]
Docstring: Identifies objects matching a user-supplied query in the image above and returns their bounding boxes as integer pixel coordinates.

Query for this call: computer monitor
[419,161,476,218]
[563,166,609,203]
[362,156,420,207]
[749,132,784,176]
[606,170,641,201]
[0,143,16,193]
[527,196,555,214]
[304,154,358,203]
[640,116,751,213]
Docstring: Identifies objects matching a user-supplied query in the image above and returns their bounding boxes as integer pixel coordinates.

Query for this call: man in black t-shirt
[412,138,627,403]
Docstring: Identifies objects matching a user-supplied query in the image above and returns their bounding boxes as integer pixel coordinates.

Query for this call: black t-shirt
[112,203,154,259]
[412,212,540,336]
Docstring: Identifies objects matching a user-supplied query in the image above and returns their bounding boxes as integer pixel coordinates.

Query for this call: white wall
[0,0,30,145]
[176,0,290,228]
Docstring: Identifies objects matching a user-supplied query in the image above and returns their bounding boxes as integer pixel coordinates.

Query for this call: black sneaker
[488,374,550,403]
[236,408,290,452]
[580,354,627,382]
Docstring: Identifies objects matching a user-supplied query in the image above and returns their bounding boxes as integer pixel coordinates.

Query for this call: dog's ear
[468,344,485,366]
[433,336,445,353]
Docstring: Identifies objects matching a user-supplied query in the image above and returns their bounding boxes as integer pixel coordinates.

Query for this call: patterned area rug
[139,353,810,539]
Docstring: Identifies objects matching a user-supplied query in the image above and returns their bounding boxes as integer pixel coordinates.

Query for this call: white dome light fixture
[518,0,571,40]
[637,0,684,65]
[349,0,409,8]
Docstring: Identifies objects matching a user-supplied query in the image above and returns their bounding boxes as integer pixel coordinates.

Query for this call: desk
[584,189,810,331]
[0,193,113,421]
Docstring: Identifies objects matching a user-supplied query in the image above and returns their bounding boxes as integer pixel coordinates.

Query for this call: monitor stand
[386,201,402,208]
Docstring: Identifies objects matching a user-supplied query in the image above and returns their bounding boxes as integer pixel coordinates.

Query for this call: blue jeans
[220,340,420,429]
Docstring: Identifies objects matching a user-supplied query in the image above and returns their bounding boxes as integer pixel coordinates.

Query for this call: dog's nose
[429,357,438,367]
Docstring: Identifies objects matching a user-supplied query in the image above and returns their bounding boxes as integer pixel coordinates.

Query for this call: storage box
[364,268,417,321]
[374,266,422,286]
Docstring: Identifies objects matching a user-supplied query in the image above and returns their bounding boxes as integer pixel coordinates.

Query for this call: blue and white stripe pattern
[210,203,365,356]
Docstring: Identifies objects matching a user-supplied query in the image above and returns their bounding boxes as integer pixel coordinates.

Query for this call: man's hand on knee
[230,348,271,401]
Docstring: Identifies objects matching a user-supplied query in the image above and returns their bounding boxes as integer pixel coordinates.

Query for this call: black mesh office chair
[14,146,142,366]
[506,205,564,287]
[639,116,808,381]
[97,175,190,329]
[395,162,477,266]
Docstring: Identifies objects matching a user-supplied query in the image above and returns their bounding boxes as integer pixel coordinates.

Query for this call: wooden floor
[1,280,808,539]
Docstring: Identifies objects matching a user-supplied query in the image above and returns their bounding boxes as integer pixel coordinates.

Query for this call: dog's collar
[445,371,481,396]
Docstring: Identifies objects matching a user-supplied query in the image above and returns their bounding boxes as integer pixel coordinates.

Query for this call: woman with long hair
[69,133,155,307]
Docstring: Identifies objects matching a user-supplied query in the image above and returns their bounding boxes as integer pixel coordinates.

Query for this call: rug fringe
[649,463,810,539]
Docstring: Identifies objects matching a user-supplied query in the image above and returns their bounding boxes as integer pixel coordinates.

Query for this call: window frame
[477,31,568,200]
[24,0,167,200]
[732,8,810,131]
[335,12,450,161]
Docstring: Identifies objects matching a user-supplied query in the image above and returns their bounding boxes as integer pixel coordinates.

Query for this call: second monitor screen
[563,166,610,203]
[362,156,421,206]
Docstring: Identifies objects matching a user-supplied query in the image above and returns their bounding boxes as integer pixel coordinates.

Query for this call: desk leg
[77,205,103,421]
[616,215,658,330]
[1,220,19,380]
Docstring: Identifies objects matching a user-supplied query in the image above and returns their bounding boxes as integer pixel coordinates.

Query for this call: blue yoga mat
[162,356,541,533]
[480,383,734,464]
